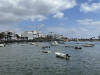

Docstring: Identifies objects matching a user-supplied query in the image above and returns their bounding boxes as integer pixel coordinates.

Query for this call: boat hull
[0,44,5,47]
[83,44,94,47]
[55,52,70,60]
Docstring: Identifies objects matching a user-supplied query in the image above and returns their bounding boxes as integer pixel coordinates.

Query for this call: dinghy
[42,46,50,49]
[0,44,5,47]
[51,41,59,46]
[83,44,94,47]
[55,52,70,60]
[75,46,82,49]
[32,42,39,46]
[42,50,50,53]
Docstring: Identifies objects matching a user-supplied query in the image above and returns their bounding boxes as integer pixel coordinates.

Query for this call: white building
[47,32,63,39]
[11,32,17,40]
[21,30,45,40]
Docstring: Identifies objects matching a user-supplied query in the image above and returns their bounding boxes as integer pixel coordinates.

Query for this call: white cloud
[46,27,85,38]
[53,12,64,19]
[80,2,100,13]
[88,0,92,2]
[0,0,77,26]
[46,19,100,38]
[77,19,100,26]
[47,27,67,33]
[76,18,100,38]
[0,25,23,32]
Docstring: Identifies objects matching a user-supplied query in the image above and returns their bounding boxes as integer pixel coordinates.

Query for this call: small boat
[31,42,39,46]
[42,50,50,53]
[0,44,6,47]
[51,41,59,46]
[55,52,70,60]
[83,44,94,47]
[42,46,50,49]
[75,46,82,49]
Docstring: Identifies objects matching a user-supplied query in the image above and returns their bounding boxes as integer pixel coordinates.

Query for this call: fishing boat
[42,50,51,53]
[42,46,50,49]
[83,44,94,47]
[75,46,82,49]
[0,44,5,47]
[55,52,70,60]
[51,41,59,46]
[31,42,39,46]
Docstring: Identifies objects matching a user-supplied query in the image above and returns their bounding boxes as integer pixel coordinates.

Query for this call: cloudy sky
[0,0,100,38]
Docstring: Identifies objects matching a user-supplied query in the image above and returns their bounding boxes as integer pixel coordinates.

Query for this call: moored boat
[51,41,59,46]
[42,50,50,53]
[55,52,70,60]
[42,46,50,49]
[31,42,39,46]
[83,44,94,47]
[0,44,6,47]
[75,46,82,49]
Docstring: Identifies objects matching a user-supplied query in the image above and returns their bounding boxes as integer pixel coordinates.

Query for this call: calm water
[0,42,100,75]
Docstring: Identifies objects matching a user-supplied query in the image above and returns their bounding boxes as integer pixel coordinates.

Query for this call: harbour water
[0,42,100,75]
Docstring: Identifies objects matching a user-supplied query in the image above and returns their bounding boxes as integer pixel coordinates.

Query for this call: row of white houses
[0,30,64,40]
[21,30,45,40]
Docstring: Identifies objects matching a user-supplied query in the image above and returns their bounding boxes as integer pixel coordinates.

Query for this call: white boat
[31,42,39,46]
[0,44,5,47]
[83,44,94,47]
[42,46,50,49]
[55,52,70,59]
[32,43,36,45]
[51,41,59,46]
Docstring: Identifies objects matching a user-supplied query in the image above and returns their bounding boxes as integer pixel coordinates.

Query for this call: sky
[0,0,100,38]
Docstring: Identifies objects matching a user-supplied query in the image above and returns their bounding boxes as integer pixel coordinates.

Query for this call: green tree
[16,34,20,39]
[7,32,12,40]
[0,33,4,40]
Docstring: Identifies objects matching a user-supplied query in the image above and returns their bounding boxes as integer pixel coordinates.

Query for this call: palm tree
[16,34,20,40]
[7,32,12,40]
[0,32,4,40]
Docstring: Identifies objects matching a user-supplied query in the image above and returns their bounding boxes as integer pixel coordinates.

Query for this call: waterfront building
[47,32,65,40]
[21,30,45,40]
